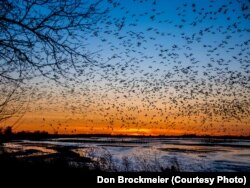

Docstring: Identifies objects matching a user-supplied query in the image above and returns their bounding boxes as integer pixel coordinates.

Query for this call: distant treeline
[0,126,51,141]
[0,126,249,142]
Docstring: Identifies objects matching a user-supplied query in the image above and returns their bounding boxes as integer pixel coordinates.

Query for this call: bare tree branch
[0,0,111,123]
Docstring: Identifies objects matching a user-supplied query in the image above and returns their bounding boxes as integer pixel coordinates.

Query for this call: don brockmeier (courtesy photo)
[97,176,246,185]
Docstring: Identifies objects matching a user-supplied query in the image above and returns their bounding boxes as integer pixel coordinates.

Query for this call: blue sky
[85,0,249,73]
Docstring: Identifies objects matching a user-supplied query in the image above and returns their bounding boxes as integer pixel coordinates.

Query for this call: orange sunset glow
[5,96,250,136]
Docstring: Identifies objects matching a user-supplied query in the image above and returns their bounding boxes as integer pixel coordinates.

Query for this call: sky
[3,0,250,136]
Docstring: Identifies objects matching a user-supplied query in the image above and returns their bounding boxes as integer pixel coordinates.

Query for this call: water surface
[3,137,250,172]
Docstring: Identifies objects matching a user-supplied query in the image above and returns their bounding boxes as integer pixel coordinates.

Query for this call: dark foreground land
[1,147,249,186]
[0,142,181,187]
[1,150,249,188]
[1,130,250,171]
[0,142,90,182]
[0,143,116,186]
[1,130,250,186]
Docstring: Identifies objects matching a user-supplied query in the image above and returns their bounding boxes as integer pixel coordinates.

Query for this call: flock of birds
[19,0,249,135]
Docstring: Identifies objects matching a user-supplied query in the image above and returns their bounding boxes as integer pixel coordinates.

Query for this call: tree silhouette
[0,0,110,123]
[0,82,28,124]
